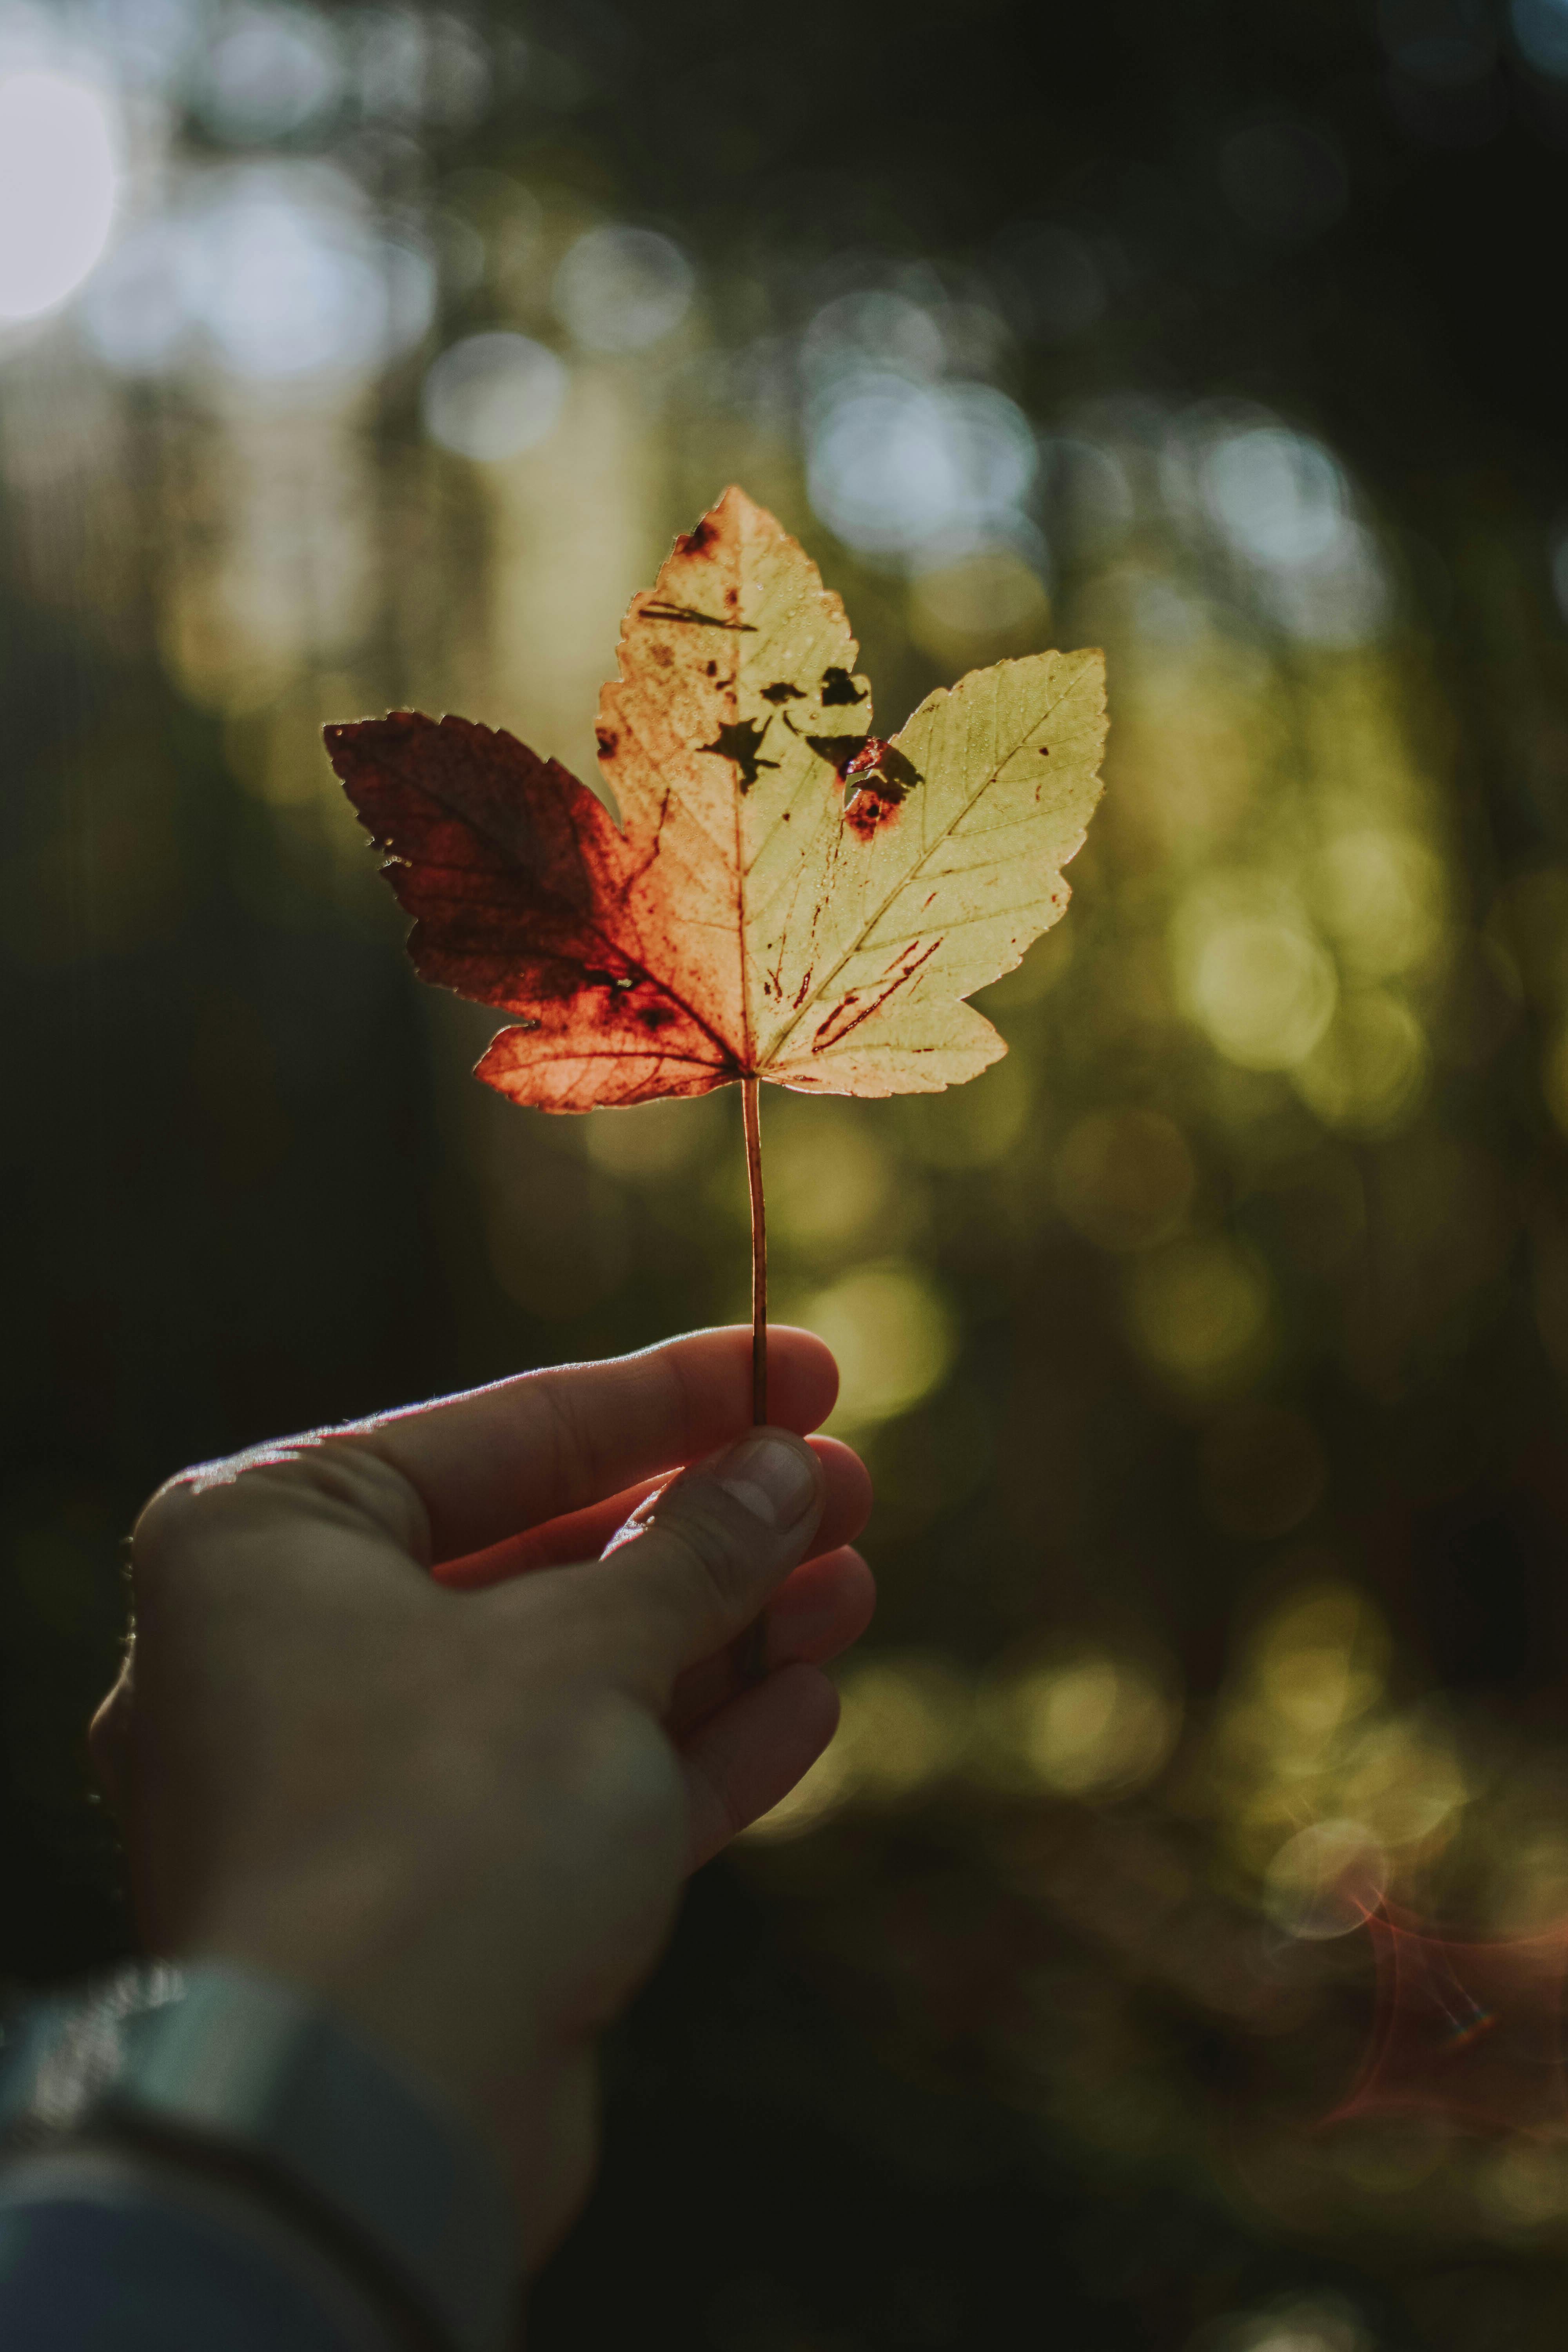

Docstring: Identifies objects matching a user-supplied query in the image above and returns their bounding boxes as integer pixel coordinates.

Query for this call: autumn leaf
[323,487,1106,1115]
[326,488,1105,1429]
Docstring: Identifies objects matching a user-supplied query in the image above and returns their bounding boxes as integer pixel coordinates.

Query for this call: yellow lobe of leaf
[595,485,1107,1101]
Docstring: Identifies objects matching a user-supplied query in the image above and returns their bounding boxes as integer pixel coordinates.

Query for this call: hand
[88,1327,873,2263]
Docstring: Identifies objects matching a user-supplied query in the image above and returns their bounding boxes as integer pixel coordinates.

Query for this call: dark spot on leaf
[705,661,718,676]
[641,599,755,632]
[761,681,804,704]
[844,789,903,840]
[637,1004,676,1030]
[595,728,618,755]
[1040,743,1050,755]
[699,716,781,793]
[678,516,716,554]
[841,739,920,840]
[820,666,867,706]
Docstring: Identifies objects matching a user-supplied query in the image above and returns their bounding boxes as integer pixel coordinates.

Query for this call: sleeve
[0,2142,401,2352]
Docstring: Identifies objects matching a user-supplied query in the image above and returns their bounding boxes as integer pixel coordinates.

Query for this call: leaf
[324,487,1106,1113]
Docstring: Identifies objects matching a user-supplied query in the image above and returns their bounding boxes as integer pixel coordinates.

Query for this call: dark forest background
[7,2,1568,2346]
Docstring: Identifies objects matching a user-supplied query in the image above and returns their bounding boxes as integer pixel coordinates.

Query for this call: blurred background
[6,0,1568,2343]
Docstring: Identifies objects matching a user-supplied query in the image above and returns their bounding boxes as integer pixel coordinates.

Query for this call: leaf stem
[743,1074,767,1424]
[730,1077,773,1690]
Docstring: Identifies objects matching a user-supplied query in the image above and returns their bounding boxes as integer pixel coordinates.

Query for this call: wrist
[184,1888,558,2220]
[181,1810,610,2250]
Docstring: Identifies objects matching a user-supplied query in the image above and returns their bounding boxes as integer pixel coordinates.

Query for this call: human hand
[88,1327,873,2263]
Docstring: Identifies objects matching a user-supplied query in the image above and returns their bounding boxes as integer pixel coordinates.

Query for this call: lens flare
[1334,1909,1568,2138]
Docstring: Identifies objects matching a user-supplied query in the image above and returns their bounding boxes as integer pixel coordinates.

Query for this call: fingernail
[712,1432,819,1531]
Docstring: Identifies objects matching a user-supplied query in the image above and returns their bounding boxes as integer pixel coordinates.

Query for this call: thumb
[595,1430,825,1701]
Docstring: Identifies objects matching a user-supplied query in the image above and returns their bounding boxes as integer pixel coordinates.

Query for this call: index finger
[339,1325,838,1563]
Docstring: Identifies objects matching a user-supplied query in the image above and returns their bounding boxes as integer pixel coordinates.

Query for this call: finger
[593,1429,826,1702]
[667,1546,874,1737]
[681,1664,840,1870]
[340,1326,838,1563]
[436,1437,872,1592]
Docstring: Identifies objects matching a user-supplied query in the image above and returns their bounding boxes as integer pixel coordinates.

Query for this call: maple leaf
[323,487,1106,1114]
[324,487,1106,1423]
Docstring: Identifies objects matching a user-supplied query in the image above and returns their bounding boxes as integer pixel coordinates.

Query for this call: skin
[88,1325,874,2268]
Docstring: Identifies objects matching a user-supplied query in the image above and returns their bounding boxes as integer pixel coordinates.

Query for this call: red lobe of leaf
[323,710,739,1111]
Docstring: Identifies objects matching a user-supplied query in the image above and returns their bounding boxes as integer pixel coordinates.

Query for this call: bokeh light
[1198,424,1352,567]
[194,3,344,143]
[743,1653,974,1840]
[1314,829,1446,978]
[1176,900,1339,1071]
[800,1261,956,1431]
[0,70,121,323]
[81,163,435,384]
[1207,2296,1374,2352]
[990,1652,1178,1796]
[1264,1820,1389,1940]
[1292,991,1430,1133]
[1124,1236,1274,1390]
[807,376,1038,562]
[1055,1107,1196,1252]
[1380,0,1498,88]
[422,332,568,461]
[553,224,694,354]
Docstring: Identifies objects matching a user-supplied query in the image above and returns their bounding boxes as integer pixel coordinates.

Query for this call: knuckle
[131,1470,205,1560]
[535,1376,601,1514]
[285,1441,431,1559]
[131,1436,428,1581]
